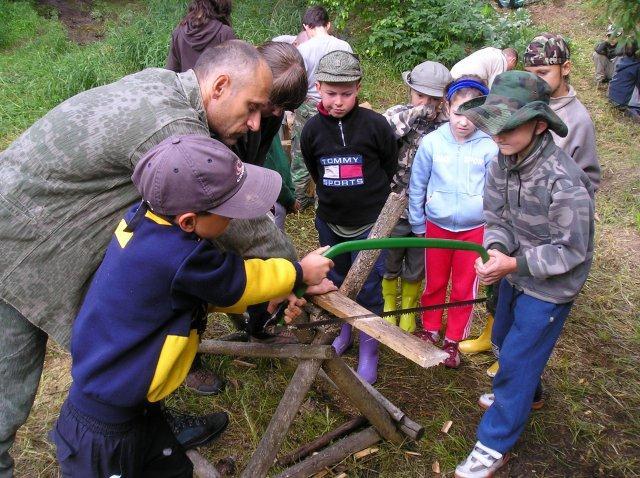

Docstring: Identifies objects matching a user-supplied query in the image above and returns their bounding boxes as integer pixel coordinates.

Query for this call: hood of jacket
[550,85,577,112]
[181,19,226,52]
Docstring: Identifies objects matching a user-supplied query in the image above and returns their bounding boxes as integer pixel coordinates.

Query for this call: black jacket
[301,104,398,227]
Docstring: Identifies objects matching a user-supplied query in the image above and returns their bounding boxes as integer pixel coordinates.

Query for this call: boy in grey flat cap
[381,60,452,333]
[301,50,398,384]
[49,135,334,478]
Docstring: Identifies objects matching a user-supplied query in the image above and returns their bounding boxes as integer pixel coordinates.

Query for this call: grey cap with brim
[315,50,362,83]
[133,135,281,219]
[402,61,451,97]
[458,70,568,137]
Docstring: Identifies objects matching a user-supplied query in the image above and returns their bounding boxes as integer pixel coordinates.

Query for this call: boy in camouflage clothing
[453,71,594,478]
[381,61,451,332]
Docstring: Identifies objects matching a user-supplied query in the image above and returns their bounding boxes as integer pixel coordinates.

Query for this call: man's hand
[299,246,334,285]
[305,278,337,295]
[475,249,517,285]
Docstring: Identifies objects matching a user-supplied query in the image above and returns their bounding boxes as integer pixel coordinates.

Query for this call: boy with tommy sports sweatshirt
[49,135,333,478]
[301,50,398,384]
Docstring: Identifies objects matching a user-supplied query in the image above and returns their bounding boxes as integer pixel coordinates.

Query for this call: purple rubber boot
[331,323,353,356]
[356,331,380,384]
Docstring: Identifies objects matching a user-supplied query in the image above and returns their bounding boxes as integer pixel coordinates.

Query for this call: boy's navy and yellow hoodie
[300,103,398,227]
[69,204,302,423]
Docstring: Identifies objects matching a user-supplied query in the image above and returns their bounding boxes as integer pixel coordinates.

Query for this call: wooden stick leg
[198,340,336,360]
[277,416,367,467]
[274,427,382,478]
[322,358,405,445]
[186,450,221,478]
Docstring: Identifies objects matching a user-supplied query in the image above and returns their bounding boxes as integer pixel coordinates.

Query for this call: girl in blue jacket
[408,77,498,368]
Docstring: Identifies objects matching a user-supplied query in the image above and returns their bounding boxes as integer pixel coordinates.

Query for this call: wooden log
[186,450,221,478]
[198,340,336,360]
[311,292,448,368]
[277,416,367,467]
[316,370,424,441]
[322,358,404,445]
[274,427,382,478]
[215,331,248,342]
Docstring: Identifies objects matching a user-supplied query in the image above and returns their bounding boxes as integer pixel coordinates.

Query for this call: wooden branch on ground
[311,292,448,368]
[274,427,382,478]
[276,416,367,467]
[186,450,221,478]
[198,340,336,360]
[322,358,405,445]
[317,369,424,441]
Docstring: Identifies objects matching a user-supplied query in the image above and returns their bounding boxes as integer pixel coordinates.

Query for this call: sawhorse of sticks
[190,192,447,478]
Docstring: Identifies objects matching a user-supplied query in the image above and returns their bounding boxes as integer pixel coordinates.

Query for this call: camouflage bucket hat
[315,50,362,83]
[524,33,570,67]
[458,70,568,137]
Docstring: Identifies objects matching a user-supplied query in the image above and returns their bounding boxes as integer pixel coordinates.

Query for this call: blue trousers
[477,278,572,454]
[315,217,384,316]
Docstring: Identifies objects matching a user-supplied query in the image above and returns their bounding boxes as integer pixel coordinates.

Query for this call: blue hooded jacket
[408,123,498,234]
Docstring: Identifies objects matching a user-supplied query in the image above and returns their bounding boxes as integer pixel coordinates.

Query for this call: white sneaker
[478,393,544,411]
[455,441,508,478]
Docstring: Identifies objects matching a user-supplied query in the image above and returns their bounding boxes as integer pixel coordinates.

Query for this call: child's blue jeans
[314,217,384,315]
[477,278,572,454]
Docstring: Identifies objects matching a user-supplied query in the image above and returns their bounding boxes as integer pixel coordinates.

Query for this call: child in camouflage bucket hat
[460,33,603,379]
[453,71,595,478]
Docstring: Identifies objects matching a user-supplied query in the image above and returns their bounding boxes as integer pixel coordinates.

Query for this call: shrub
[320,0,535,69]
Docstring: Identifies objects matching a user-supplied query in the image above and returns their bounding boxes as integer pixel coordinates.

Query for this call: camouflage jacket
[383,104,442,194]
[383,104,446,222]
[484,132,594,303]
[0,68,295,347]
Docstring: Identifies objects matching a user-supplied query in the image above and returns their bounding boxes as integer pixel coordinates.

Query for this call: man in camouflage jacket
[0,40,296,477]
[453,71,594,478]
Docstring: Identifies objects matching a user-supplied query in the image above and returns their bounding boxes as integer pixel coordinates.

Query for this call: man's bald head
[194,40,273,145]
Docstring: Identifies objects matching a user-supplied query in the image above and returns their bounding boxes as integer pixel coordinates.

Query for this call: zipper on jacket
[338,120,346,146]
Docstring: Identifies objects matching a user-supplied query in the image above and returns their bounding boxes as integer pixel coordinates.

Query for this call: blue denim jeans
[0,300,47,478]
[314,217,384,316]
[477,278,572,454]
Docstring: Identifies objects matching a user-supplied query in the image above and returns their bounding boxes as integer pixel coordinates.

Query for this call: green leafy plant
[590,0,640,43]
[320,0,534,69]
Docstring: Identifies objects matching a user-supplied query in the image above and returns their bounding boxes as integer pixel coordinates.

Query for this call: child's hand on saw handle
[299,246,334,285]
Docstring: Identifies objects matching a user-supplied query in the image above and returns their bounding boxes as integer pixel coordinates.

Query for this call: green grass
[5,0,640,476]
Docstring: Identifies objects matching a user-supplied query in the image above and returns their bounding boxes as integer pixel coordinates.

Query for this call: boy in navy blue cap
[49,135,334,477]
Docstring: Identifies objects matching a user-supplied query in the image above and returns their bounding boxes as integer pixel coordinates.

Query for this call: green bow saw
[268,237,493,329]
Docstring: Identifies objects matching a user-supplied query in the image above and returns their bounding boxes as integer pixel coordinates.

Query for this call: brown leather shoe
[184,358,225,395]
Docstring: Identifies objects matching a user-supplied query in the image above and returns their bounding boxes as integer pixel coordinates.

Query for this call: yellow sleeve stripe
[145,210,173,226]
[214,258,297,314]
[147,329,200,402]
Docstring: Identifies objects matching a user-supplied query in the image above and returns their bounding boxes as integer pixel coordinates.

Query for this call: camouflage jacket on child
[484,132,594,304]
[383,104,447,217]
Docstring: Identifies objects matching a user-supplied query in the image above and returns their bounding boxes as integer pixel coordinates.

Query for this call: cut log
[275,427,382,478]
[322,358,404,445]
[311,292,448,368]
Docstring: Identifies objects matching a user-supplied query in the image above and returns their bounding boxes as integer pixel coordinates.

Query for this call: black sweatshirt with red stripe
[301,103,398,227]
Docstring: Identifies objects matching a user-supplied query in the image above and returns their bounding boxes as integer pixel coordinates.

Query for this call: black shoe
[165,409,229,449]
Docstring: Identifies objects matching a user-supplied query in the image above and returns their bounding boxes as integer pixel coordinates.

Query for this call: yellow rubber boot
[458,314,494,354]
[398,280,421,333]
[486,360,499,377]
[381,278,398,325]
